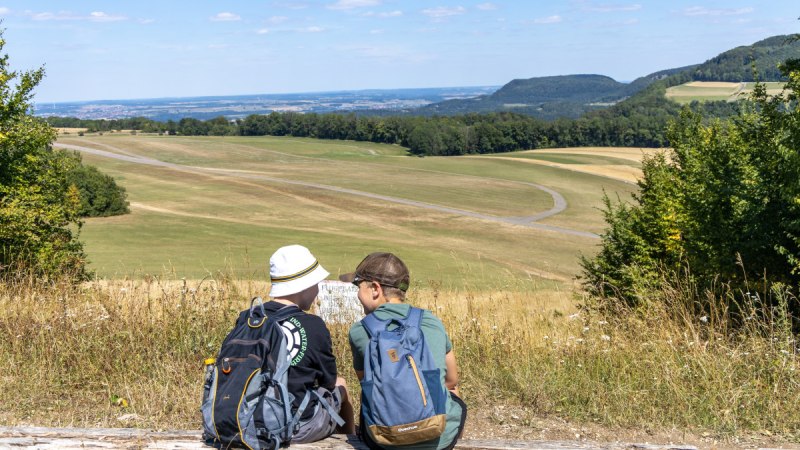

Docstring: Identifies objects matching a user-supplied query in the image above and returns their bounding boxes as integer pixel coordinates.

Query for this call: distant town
[33,86,498,121]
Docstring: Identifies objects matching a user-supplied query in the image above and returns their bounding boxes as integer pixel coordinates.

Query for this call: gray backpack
[201,298,311,449]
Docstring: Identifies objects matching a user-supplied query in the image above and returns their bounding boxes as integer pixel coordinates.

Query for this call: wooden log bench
[0,426,702,450]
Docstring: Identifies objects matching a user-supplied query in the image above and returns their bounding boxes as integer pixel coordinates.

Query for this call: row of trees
[47,87,742,155]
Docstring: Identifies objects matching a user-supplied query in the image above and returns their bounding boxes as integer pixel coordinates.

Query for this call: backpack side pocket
[238,368,265,449]
[422,368,447,415]
[201,366,219,442]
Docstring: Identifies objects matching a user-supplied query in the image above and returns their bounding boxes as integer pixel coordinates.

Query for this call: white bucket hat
[269,244,330,298]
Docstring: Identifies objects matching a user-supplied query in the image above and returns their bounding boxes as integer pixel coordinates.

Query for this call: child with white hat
[264,244,355,442]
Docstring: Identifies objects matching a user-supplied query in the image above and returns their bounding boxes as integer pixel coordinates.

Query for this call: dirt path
[55,142,596,239]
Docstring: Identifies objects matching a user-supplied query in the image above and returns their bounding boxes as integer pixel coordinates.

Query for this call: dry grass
[1,271,798,441]
[55,127,88,135]
[485,156,643,183]
[515,147,659,163]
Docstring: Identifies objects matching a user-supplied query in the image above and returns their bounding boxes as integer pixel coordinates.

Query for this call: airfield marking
[55,142,598,239]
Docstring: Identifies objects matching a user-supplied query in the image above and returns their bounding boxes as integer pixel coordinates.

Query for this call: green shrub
[582,51,800,321]
[66,159,130,217]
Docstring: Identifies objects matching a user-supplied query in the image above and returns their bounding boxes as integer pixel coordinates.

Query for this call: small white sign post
[316,280,363,324]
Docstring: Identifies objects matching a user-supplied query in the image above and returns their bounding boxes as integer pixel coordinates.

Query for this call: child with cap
[345,252,467,450]
[265,244,355,442]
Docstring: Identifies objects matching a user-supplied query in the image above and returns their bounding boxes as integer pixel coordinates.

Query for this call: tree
[582,45,800,317]
[0,31,86,278]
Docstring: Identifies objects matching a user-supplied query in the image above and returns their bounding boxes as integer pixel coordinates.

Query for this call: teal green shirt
[349,303,462,450]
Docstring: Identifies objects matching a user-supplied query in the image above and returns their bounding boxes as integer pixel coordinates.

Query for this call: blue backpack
[201,298,314,449]
[360,307,447,446]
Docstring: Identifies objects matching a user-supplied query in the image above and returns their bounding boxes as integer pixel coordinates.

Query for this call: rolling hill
[417,34,799,120]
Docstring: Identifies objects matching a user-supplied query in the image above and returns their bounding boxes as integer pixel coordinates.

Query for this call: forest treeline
[46,82,740,155]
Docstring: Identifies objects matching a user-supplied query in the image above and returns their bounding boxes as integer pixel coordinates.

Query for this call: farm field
[665,81,785,104]
[56,135,640,289]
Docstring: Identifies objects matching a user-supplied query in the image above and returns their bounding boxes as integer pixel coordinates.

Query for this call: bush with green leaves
[0,32,87,278]
[66,154,129,218]
[582,50,800,318]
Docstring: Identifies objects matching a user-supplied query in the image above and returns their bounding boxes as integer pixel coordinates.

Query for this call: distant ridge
[418,66,694,120]
[417,34,797,120]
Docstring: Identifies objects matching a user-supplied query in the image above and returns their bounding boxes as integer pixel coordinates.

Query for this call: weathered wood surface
[0,426,703,450]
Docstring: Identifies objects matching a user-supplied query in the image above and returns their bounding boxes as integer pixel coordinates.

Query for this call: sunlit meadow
[1,270,797,440]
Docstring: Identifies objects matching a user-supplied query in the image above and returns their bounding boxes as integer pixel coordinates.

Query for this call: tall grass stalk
[0,271,798,440]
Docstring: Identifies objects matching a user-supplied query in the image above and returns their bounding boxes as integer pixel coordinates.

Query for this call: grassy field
[2,272,797,445]
[57,135,638,288]
[5,136,799,445]
[665,81,786,104]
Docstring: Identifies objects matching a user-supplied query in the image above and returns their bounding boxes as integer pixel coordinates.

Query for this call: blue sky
[1,1,797,103]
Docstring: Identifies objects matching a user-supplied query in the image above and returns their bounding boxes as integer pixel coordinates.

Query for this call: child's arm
[444,350,459,396]
[355,369,364,381]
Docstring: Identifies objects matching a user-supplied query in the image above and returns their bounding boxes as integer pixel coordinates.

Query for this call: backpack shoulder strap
[268,304,302,324]
[361,313,386,338]
[406,306,423,328]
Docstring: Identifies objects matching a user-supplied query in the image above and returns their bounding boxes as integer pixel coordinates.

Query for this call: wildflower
[699,316,708,323]
[597,320,608,325]
[576,338,584,344]
[600,335,610,341]
[568,313,580,320]
[543,335,549,340]
[582,326,590,333]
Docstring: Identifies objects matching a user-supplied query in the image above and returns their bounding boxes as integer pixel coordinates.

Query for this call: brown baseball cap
[339,252,410,292]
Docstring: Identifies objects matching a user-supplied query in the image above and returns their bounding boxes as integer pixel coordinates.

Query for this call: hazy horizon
[2,0,797,103]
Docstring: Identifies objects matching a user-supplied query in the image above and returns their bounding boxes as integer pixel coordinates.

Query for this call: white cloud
[476,3,497,11]
[88,11,126,22]
[421,6,466,18]
[28,10,127,22]
[328,0,380,10]
[298,26,325,32]
[682,6,754,17]
[370,29,384,34]
[139,18,156,25]
[210,12,241,22]
[257,28,270,34]
[584,3,642,13]
[0,7,10,15]
[534,15,562,24]
[363,10,403,18]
